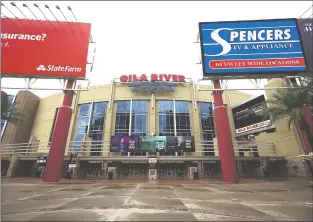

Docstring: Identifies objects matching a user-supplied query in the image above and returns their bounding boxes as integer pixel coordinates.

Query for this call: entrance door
[148,168,157,180]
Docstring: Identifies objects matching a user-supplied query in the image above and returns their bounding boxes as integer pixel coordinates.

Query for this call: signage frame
[199,18,309,80]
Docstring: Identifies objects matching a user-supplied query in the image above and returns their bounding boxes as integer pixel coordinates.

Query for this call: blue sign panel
[199,19,308,76]
[128,82,177,93]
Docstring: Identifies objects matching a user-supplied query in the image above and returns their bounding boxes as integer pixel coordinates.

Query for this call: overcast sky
[1,1,312,98]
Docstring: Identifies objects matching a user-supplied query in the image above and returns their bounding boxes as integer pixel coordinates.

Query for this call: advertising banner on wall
[166,136,195,152]
[1,18,91,79]
[297,19,313,70]
[110,136,139,152]
[232,95,273,136]
[199,19,308,77]
[139,136,166,152]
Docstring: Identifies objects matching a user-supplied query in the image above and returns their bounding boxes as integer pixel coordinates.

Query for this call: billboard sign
[199,19,308,77]
[139,136,166,152]
[232,95,274,136]
[110,136,139,152]
[1,18,91,79]
[166,136,195,152]
[297,19,313,70]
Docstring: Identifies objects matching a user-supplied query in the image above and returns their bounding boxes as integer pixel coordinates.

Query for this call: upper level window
[199,102,215,156]
[73,102,107,155]
[158,100,191,156]
[114,100,148,156]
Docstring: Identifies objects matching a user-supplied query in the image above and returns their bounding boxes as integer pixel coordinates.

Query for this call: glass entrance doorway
[158,168,185,179]
[119,164,148,179]
[87,162,105,178]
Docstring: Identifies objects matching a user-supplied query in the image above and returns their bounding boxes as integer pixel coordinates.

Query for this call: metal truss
[0,2,96,91]
[196,79,307,92]
[1,77,90,91]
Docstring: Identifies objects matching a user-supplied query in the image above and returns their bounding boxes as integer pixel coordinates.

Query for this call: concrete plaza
[1,178,313,221]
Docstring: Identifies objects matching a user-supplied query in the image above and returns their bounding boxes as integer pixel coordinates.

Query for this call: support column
[212,80,239,183]
[6,154,19,177]
[43,80,74,183]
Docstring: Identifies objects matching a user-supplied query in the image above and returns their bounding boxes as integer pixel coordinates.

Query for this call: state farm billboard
[199,18,308,77]
[1,18,91,79]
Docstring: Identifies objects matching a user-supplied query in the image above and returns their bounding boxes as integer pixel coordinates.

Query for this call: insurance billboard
[232,95,274,136]
[1,18,91,79]
[297,19,313,70]
[199,19,308,77]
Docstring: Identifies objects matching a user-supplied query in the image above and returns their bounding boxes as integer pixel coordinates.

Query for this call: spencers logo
[36,65,82,72]
[206,28,292,56]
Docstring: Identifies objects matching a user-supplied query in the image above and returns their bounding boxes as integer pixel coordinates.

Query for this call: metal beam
[198,86,309,91]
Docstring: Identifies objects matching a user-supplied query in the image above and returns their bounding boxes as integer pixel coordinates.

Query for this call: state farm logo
[36,64,82,73]
[36,65,46,71]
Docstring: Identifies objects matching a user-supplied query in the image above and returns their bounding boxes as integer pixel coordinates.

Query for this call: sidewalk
[2,176,310,185]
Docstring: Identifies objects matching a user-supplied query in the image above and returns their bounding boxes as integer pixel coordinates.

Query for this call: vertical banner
[297,19,313,70]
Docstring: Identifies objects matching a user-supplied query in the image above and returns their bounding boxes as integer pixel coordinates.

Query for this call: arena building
[1,75,311,180]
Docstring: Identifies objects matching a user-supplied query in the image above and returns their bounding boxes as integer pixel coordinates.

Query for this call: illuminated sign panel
[232,95,273,136]
[199,19,308,77]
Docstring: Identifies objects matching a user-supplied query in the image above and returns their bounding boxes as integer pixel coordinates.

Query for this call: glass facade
[158,100,191,156]
[114,100,148,156]
[73,102,107,155]
[49,108,59,143]
[1,95,15,138]
[199,102,215,156]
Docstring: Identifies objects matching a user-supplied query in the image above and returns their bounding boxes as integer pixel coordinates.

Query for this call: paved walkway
[1,178,313,221]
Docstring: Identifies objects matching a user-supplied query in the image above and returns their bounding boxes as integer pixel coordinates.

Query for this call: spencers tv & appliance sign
[199,19,308,77]
[232,95,273,136]
[1,18,91,79]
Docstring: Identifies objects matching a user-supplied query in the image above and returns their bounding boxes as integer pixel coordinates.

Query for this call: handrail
[1,140,276,156]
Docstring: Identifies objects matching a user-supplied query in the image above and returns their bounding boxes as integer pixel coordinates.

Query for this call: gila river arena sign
[119,74,186,93]
[199,18,308,77]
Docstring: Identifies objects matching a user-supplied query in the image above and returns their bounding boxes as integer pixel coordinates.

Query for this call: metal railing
[1,140,276,157]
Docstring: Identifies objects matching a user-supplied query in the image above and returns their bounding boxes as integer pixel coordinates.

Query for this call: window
[175,101,191,136]
[131,101,147,136]
[158,100,191,156]
[73,102,107,156]
[1,95,15,138]
[199,102,215,156]
[49,108,59,143]
[114,100,147,156]
[115,101,131,136]
[158,101,175,136]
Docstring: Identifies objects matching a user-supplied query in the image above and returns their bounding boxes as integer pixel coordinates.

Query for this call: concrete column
[197,161,204,179]
[6,154,19,177]
[72,158,80,179]
[102,162,108,179]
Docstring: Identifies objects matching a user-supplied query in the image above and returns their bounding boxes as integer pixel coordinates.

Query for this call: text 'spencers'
[199,18,308,78]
